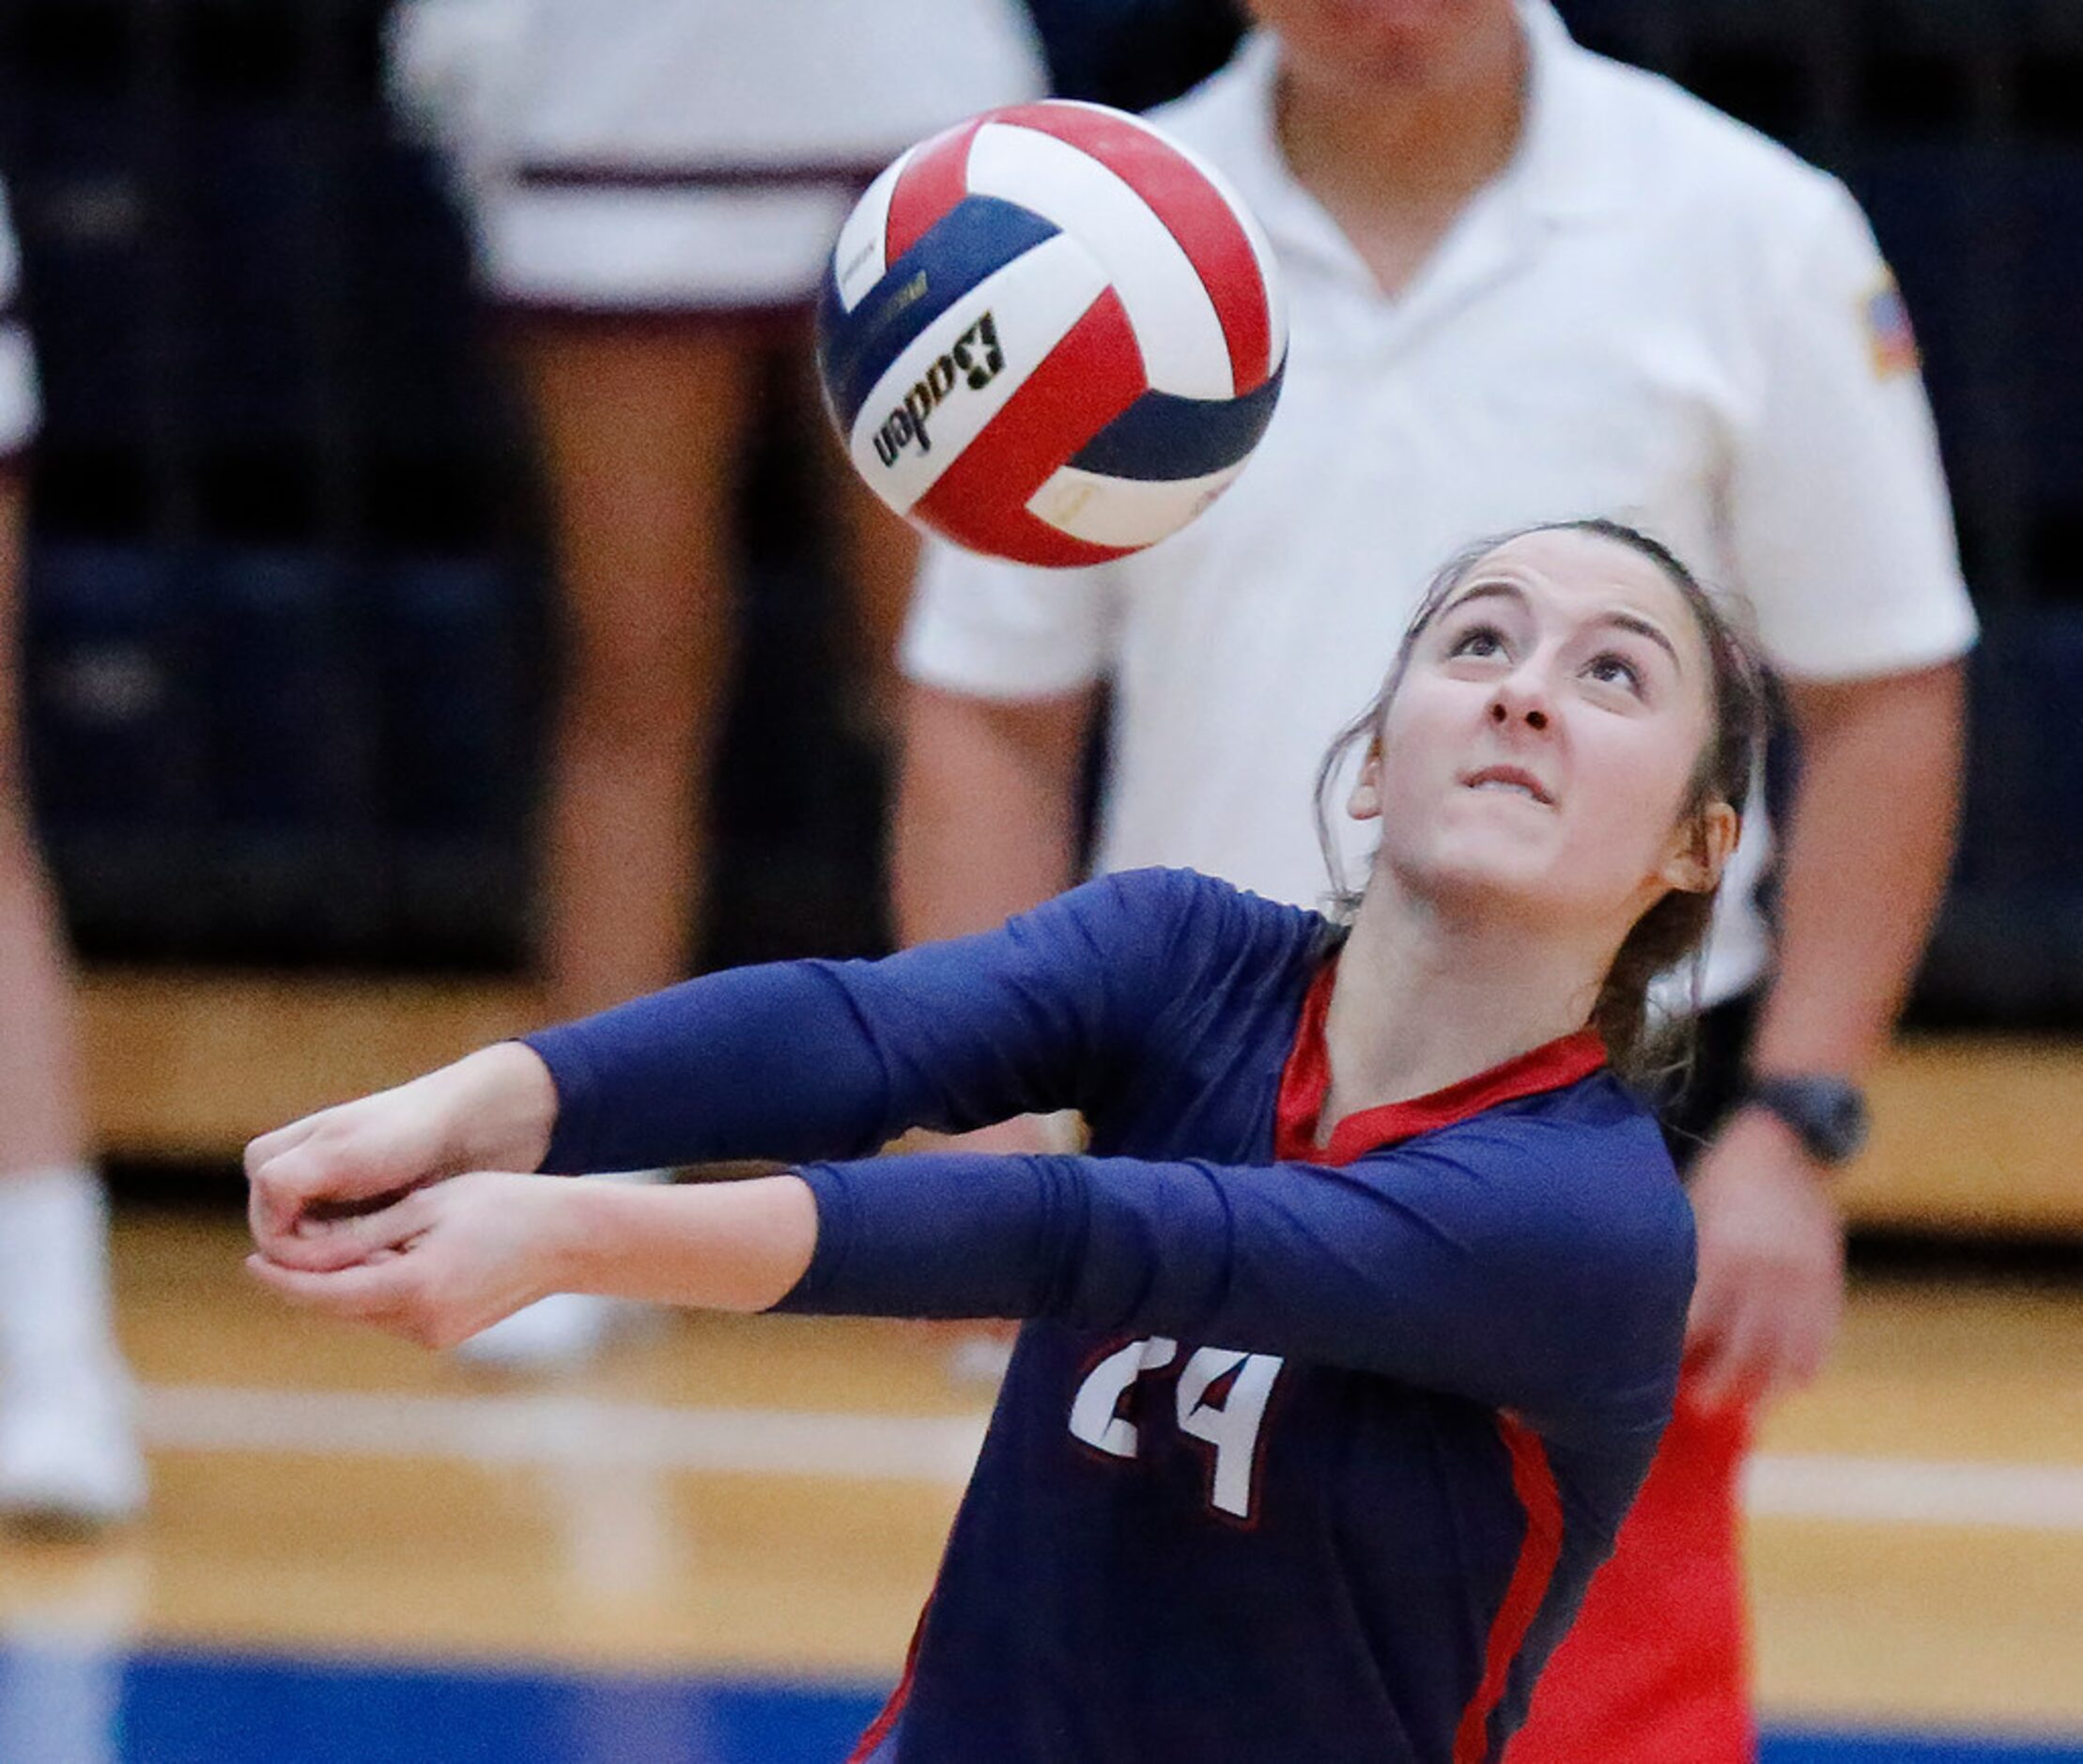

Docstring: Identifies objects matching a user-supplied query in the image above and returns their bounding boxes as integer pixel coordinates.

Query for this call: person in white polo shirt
[891,3,1974,1759]
[389,0,1045,1365]
[0,186,147,1529]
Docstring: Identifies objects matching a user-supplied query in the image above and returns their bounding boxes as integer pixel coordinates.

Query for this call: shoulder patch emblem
[1864,272,1921,379]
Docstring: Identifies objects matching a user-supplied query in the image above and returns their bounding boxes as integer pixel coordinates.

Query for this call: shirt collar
[1273,953,1610,1166]
[1210,0,1626,259]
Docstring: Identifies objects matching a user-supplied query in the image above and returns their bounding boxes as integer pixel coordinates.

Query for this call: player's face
[1354,530,1734,933]
[1243,0,1516,93]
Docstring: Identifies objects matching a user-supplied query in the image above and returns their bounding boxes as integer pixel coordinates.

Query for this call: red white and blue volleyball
[816,101,1288,567]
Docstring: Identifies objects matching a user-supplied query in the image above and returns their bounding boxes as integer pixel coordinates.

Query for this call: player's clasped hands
[244,1043,567,1349]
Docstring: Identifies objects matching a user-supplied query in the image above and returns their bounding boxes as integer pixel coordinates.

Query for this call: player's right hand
[245,1042,559,1269]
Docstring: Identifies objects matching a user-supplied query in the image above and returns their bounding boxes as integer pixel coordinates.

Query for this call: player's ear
[1658,799,1738,894]
[1347,739,1385,824]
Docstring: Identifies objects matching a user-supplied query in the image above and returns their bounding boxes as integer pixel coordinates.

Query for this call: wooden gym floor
[0,1210,2074,1760]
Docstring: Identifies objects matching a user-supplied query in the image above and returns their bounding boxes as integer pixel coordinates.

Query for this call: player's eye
[1584,651,1644,694]
[1446,623,1507,660]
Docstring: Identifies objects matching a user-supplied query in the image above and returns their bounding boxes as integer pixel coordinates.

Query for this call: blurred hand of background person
[1684,1110,1846,1413]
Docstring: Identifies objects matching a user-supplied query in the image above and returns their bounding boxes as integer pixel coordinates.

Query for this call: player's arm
[246,871,1227,1254]
[775,1129,1695,1446]
[252,1123,1695,1440]
[892,681,1097,941]
[248,1167,821,1345]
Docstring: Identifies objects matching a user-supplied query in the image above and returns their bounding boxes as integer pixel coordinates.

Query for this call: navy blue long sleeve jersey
[523,868,1695,1764]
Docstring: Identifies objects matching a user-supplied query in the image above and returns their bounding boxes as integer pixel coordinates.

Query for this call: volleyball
[815,100,1288,567]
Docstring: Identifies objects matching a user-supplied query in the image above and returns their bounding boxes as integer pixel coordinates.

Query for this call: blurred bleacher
[2,0,539,971]
[0,0,891,983]
[0,0,2075,1235]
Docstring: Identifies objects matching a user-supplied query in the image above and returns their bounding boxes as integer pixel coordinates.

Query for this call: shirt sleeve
[898,533,1121,700]
[1725,178,1977,681]
[523,869,1217,1175]
[778,1113,1695,1450]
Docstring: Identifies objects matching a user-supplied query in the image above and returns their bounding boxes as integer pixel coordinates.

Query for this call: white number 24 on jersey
[1067,1337,1284,1521]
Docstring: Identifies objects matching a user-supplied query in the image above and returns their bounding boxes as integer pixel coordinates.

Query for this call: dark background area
[0,0,2075,1024]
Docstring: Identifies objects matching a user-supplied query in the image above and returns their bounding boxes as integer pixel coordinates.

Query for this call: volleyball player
[388,0,1045,1362]
[892,4,1976,1756]
[249,520,1762,1762]
[0,186,145,1527]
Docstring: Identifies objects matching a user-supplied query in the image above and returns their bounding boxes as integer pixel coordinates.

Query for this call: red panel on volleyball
[913,289,1148,568]
[883,120,983,262]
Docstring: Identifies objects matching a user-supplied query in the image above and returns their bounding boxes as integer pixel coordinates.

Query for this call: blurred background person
[390,0,1048,1365]
[0,181,144,1531]
[891,3,1973,1760]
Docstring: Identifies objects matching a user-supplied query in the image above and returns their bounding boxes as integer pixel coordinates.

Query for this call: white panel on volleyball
[1043,99,1288,365]
[831,148,912,313]
[965,120,1234,400]
[1026,460,1246,550]
[845,232,1112,517]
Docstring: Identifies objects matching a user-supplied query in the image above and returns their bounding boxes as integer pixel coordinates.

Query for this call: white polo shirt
[900,2,1977,1008]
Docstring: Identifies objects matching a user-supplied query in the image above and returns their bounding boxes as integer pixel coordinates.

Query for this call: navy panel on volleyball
[817,196,1060,431]
[814,100,1288,568]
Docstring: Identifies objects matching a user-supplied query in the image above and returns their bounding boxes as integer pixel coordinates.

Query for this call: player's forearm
[523,961,899,1173]
[891,682,1094,944]
[1748,660,1967,1075]
[525,874,1190,1172]
[553,1174,819,1313]
[779,1146,1687,1438]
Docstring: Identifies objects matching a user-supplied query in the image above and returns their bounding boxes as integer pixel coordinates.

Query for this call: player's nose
[1487,671,1551,733]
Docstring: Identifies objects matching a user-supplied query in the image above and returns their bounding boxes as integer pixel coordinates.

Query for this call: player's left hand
[246,1170,577,1351]
[1682,1105,1845,1414]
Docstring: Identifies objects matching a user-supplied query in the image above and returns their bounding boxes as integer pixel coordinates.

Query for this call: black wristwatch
[1739,1073,1870,1168]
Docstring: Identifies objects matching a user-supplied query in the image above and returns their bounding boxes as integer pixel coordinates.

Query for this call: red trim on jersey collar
[1273,955,1608,1166]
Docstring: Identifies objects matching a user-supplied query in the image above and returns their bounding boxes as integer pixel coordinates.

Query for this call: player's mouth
[1460,765,1555,806]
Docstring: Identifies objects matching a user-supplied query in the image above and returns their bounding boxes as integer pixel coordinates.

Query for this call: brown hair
[1311,518,1769,1085]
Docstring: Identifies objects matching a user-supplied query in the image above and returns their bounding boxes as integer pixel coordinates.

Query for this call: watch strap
[1740,1072,1870,1168]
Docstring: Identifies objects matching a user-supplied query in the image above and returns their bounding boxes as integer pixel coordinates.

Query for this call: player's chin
[1411,815,1561,885]
[1398,851,1568,921]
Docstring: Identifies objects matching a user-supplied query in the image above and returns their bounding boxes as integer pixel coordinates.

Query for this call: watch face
[1818,1090,1869,1160]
